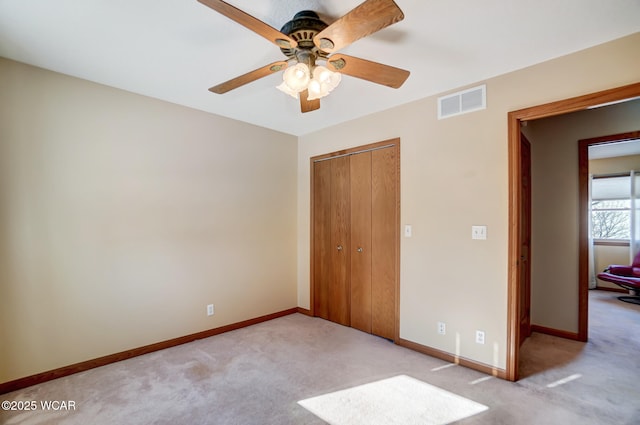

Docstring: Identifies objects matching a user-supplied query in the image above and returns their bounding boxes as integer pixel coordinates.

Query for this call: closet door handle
[337,245,343,251]
[357,247,363,253]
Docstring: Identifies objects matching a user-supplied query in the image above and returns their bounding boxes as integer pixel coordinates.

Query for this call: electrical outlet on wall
[475,330,485,344]
[437,322,446,335]
[472,225,487,240]
[207,304,214,316]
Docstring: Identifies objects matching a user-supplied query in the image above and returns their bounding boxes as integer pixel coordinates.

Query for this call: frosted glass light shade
[277,81,299,99]
[282,63,310,92]
[314,66,340,87]
[307,66,341,100]
[307,79,328,100]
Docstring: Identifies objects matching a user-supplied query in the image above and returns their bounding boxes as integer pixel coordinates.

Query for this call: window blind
[592,174,640,200]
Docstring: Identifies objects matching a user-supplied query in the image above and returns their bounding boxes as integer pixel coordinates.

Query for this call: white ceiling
[589,139,640,160]
[1,0,639,136]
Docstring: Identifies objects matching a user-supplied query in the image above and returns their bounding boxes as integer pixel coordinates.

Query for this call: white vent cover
[438,85,486,119]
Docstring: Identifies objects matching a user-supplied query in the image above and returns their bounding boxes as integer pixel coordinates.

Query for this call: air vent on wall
[437,85,486,119]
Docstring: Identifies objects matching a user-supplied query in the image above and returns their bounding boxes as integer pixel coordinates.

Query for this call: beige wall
[297,33,640,370]
[0,58,298,383]
[523,100,640,332]
[2,33,639,384]
[590,154,640,175]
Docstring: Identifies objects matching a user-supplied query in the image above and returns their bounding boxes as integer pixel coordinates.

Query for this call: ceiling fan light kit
[278,62,342,101]
[198,0,410,113]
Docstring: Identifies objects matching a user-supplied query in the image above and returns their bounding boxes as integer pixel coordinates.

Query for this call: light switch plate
[472,225,487,240]
[404,225,412,238]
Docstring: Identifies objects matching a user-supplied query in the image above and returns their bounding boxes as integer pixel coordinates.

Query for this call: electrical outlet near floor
[475,330,485,344]
[207,304,214,316]
[437,322,446,335]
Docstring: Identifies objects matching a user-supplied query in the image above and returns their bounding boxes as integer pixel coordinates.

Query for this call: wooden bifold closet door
[312,141,398,341]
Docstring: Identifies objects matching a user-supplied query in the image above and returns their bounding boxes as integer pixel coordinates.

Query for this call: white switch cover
[404,225,412,238]
[472,225,487,240]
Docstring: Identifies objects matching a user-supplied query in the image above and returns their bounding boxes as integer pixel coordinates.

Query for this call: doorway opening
[506,82,640,381]
[580,131,640,291]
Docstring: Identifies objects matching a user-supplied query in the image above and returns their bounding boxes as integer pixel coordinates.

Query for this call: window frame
[591,174,633,243]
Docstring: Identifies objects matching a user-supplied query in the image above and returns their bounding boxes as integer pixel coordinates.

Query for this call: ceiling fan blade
[198,0,297,49]
[313,0,404,53]
[327,54,409,88]
[209,61,288,94]
[300,90,320,113]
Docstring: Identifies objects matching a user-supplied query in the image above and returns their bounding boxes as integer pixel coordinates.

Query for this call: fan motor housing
[279,11,329,61]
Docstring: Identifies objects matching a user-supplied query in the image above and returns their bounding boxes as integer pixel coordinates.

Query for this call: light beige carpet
[298,374,488,425]
[1,291,637,424]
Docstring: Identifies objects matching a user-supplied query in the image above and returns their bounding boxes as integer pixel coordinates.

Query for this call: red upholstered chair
[597,250,640,305]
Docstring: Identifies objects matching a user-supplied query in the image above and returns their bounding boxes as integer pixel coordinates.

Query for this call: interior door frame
[578,129,640,284]
[507,82,640,381]
[518,133,532,345]
[310,138,401,341]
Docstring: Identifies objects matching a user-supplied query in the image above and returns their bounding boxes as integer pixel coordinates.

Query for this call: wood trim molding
[577,139,590,343]
[397,338,507,379]
[0,308,298,395]
[310,139,399,163]
[309,154,316,318]
[579,130,640,146]
[507,82,640,382]
[296,307,313,316]
[595,286,627,293]
[530,325,581,341]
[511,83,640,121]
[394,141,401,343]
[506,111,521,381]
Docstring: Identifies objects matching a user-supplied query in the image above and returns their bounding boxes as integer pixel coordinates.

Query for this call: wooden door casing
[519,134,532,345]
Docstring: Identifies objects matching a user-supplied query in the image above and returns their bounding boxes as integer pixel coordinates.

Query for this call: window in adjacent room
[591,174,637,242]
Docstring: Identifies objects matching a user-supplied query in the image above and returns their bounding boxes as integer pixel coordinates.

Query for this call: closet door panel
[312,160,332,320]
[329,156,351,326]
[350,152,372,334]
[371,147,397,340]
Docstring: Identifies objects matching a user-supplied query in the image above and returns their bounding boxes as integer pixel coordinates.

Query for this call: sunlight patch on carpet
[298,375,488,425]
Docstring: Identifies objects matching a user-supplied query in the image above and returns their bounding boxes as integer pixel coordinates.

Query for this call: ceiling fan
[198,0,410,113]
